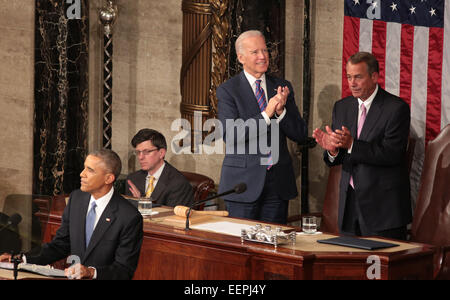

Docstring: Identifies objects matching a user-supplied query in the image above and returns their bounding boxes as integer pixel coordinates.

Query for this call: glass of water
[302,216,317,234]
[138,197,153,216]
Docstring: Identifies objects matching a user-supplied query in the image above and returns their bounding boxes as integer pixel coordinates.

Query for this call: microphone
[185,183,247,230]
[0,213,22,233]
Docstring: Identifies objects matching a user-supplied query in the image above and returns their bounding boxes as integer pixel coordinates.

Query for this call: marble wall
[88,0,226,181]
[0,0,35,209]
[33,0,89,196]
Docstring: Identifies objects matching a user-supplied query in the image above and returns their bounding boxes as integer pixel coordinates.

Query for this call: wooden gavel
[174,205,229,218]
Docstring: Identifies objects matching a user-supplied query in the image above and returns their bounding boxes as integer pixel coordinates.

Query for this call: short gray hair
[347,52,379,75]
[235,30,265,56]
[89,149,122,181]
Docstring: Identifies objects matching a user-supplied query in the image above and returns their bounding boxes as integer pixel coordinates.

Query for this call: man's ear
[237,53,245,65]
[105,173,116,185]
[159,148,167,160]
[371,71,379,83]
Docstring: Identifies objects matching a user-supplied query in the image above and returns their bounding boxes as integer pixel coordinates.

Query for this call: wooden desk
[134,208,434,280]
[38,198,434,280]
[0,268,50,280]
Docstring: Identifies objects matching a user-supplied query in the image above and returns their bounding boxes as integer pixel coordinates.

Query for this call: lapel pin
[106,218,111,222]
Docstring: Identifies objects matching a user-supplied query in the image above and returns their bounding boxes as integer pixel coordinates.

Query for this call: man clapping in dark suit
[217,30,307,224]
[313,52,411,240]
[125,129,194,207]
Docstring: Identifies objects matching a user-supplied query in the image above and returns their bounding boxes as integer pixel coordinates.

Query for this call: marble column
[33,0,89,195]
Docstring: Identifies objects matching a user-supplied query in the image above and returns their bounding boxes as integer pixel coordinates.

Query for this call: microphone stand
[11,253,22,280]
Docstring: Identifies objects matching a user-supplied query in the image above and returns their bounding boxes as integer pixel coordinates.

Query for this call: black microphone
[185,183,247,230]
[0,213,22,233]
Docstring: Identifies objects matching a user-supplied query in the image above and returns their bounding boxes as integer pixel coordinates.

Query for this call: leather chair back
[410,125,450,278]
[320,165,341,234]
[180,171,215,207]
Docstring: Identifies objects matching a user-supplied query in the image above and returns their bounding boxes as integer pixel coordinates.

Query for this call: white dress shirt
[145,162,166,194]
[243,71,286,125]
[86,186,114,230]
[328,84,378,161]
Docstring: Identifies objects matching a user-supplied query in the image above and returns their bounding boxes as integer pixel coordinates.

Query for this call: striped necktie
[255,80,273,170]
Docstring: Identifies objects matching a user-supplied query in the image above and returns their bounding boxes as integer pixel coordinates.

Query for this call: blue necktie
[85,201,97,248]
[255,80,273,170]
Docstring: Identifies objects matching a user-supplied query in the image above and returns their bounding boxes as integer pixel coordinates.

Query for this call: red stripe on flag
[399,24,414,107]
[371,20,387,90]
[426,27,444,144]
[342,16,360,98]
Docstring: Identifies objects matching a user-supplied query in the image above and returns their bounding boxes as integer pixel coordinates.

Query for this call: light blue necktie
[85,201,97,248]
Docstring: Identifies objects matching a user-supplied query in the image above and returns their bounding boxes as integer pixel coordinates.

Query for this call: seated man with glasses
[125,128,194,207]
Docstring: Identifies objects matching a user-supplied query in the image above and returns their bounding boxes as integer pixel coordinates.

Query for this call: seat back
[180,171,215,208]
[320,165,342,234]
[411,125,450,245]
[410,125,450,279]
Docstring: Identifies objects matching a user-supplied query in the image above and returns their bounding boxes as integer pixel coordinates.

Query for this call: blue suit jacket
[217,72,307,203]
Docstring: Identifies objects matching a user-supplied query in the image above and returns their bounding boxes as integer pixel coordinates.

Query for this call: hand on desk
[0,253,11,262]
[65,263,95,280]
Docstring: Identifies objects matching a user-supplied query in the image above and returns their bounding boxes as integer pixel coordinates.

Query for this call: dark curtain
[229,0,285,78]
[33,0,89,196]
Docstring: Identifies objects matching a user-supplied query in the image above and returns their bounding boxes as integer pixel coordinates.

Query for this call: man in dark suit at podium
[125,128,194,207]
[1,149,144,280]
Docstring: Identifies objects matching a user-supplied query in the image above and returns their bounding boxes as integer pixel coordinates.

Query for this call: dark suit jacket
[324,87,412,232]
[27,189,143,280]
[217,72,307,203]
[125,161,194,207]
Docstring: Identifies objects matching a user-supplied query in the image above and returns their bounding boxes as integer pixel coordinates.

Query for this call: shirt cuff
[275,108,286,123]
[89,266,97,279]
[261,111,271,125]
[347,141,354,154]
[327,150,339,162]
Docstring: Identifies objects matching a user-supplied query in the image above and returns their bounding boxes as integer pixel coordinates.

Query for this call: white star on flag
[390,2,398,11]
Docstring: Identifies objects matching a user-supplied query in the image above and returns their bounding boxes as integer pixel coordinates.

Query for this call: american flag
[342,0,450,208]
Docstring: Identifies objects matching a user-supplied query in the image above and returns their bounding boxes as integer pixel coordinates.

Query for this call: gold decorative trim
[180,102,211,115]
[209,0,231,118]
[182,0,211,15]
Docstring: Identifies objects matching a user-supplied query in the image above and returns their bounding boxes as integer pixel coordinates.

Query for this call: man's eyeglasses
[135,148,159,156]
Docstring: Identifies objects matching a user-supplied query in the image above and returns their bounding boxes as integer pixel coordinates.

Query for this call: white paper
[18,263,66,277]
[0,262,65,277]
[191,221,254,237]
[297,231,323,235]
[0,262,14,270]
